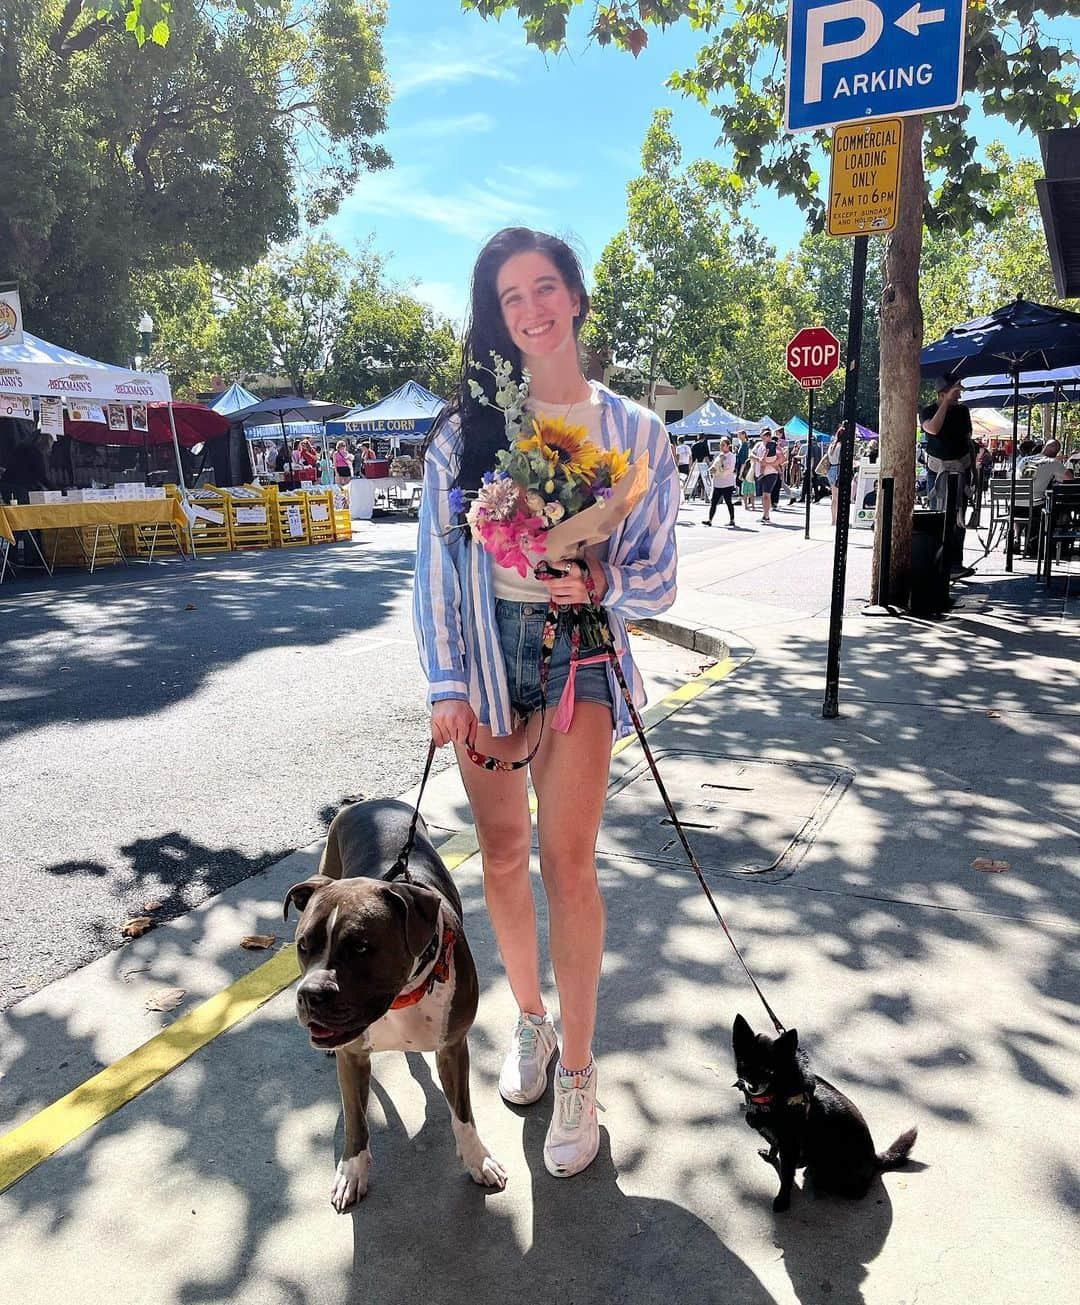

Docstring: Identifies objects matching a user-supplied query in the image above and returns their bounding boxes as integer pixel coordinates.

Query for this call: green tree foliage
[589,112,884,428]
[921,143,1063,342]
[218,236,359,395]
[326,284,460,404]
[130,260,224,398]
[212,235,458,401]
[585,109,772,407]
[0,0,390,362]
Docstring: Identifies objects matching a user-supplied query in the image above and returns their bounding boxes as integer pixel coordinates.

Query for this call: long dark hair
[429,227,591,492]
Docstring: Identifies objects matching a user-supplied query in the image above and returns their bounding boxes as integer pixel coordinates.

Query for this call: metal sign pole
[822,234,868,719]
[804,388,815,539]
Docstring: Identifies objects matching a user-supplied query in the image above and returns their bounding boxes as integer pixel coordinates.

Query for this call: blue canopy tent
[326,380,444,442]
[784,415,831,445]
[667,398,758,437]
[755,415,782,431]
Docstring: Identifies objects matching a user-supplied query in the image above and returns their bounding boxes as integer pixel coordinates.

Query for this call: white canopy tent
[0,331,186,487]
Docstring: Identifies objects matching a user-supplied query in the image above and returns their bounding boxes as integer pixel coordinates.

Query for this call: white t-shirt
[491,388,606,603]
[1030,457,1068,504]
[675,441,692,468]
[710,451,736,488]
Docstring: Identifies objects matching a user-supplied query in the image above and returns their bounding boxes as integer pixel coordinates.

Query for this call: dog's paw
[330,1150,371,1213]
[452,1118,508,1190]
[772,1191,791,1214]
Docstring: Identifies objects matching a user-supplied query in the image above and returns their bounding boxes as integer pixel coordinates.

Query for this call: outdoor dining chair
[983,479,1034,557]
[1038,483,1080,585]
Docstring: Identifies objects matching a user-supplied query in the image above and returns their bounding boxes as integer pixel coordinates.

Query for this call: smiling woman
[412,225,680,1184]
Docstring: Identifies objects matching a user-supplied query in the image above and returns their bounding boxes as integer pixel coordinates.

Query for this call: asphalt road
[0,520,704,1009]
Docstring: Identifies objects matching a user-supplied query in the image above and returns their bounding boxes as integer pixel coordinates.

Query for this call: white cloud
[388,32,528,97]
[391,112,496,140]
[340,164,550,243]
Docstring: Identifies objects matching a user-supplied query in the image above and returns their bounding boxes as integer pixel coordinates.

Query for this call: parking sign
[785,0,967,133]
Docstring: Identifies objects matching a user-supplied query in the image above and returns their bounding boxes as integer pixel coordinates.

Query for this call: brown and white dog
[284,798,506,1211]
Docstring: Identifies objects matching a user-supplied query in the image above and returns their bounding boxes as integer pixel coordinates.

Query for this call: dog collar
[747,1092,810,1109]
[389,919,455,1010]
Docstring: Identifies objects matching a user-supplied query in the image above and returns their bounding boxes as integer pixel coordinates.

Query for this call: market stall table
[0,498,191,578]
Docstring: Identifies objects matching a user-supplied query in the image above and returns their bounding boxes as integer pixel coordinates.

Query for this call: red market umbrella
[62,402,229,447]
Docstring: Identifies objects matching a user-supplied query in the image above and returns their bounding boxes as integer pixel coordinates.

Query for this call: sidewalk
[1,504,1076,1304]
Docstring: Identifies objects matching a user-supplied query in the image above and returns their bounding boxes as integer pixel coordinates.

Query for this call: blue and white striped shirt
[412,382,680,738]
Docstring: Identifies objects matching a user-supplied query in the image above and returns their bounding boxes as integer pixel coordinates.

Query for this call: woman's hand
[431,699,477,748]
[536,559,606,607]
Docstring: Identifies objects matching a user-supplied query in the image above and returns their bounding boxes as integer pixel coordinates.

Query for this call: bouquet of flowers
[450,354,649,578]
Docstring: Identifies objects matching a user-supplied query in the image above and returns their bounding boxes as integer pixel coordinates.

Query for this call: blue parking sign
[785,0,967,133]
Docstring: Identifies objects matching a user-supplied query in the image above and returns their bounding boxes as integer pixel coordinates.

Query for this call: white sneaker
[544,1062,602,1178]
[498,1012,558,1105]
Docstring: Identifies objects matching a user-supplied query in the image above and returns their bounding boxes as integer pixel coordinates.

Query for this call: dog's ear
[283,875,333,921]
[732,1013,754,1053]
[384,882,441,957]
[776,1028,799,1059]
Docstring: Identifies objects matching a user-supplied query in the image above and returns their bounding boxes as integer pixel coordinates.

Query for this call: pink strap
[552,654,611,733]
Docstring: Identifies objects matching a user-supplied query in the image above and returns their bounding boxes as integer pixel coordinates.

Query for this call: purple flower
[448,486,466,515]
[594,486,614,500]
[481,470,495,484]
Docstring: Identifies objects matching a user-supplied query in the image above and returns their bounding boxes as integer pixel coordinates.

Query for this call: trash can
[910,510,949,616]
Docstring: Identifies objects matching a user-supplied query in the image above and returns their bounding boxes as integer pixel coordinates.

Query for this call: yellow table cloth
[0,499,188,545]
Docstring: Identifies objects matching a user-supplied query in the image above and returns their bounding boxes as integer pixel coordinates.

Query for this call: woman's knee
[477,822,531,884]
[539,852,602,911]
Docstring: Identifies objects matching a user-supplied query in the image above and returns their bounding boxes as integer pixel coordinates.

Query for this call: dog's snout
[297,971,340,1011]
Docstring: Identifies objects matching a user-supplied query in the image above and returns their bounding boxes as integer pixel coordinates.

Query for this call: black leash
[393,578,785,1035]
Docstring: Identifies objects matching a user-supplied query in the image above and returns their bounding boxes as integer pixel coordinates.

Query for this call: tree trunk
[875,116,925,607]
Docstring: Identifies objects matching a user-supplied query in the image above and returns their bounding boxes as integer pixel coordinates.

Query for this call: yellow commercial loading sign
[827,118,903,237]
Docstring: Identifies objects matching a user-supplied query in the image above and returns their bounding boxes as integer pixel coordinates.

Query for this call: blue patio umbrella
[921,297,1080,569]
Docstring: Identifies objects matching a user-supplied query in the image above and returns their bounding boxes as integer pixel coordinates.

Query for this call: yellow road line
[0,650,740,1195]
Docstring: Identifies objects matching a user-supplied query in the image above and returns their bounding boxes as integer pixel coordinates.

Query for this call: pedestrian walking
[826,428,844,524]
[675,437,692,480]
[704,437,737,526]
[739,438,757,511]
[414,226,679,1180]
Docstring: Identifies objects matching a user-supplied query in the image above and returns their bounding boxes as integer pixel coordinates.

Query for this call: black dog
[732,1014,917,1212]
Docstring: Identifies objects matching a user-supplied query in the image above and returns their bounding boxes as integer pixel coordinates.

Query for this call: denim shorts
[495,599,614,722]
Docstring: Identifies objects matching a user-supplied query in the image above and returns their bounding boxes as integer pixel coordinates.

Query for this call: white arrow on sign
[894,3,946,35]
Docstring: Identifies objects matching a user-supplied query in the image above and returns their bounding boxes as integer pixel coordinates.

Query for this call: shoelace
[515,1019,539,1059]
[555,1081,586,1132]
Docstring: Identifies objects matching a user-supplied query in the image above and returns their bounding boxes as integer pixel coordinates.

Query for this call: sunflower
[593,446,632,486]
[517,416,601,481]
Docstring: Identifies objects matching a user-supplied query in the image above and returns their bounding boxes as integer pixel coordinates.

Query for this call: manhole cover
[598,750,852,880]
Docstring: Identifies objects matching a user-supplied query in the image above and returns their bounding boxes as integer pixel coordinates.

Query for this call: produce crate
[301,487,337,544]
[267,486,311,548]
[224,486,273,551]
[331,486,353,540]
[43,526,124,570]
[180,486,232,555]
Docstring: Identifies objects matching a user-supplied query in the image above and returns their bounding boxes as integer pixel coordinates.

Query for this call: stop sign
[786,327,841,389]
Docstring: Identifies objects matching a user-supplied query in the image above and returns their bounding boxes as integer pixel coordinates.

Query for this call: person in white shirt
[675,439,692,479]
[704,436,737,526]
[1030,440,1068,504]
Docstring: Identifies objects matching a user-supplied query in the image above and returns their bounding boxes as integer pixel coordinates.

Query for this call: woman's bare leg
[455,723,541,1014]
[530,701,612,1069]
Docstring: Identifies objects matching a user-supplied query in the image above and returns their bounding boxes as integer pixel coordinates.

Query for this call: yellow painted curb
[0,651,740,1195]
[0,945,299,1193]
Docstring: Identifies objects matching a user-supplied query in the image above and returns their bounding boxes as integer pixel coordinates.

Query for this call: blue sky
[324,0,1048,324]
